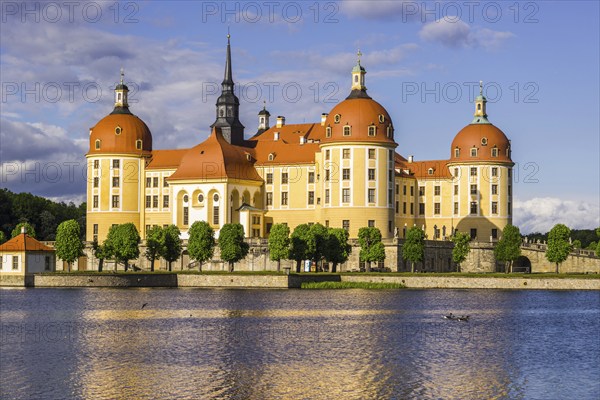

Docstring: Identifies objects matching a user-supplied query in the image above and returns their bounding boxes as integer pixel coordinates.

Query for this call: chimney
[21,226,26,234]
[276,116,285,128]
[320,113,328,126]
[300,136,306,145]
[408,155,414,163]
[274,132,279,141]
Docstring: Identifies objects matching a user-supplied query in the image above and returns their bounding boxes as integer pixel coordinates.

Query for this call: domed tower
[448,82,514,241]
[319,51,398,238]
[86,69,152,242]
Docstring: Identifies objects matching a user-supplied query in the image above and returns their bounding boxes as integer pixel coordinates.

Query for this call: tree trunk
[277,260,281,273]
[198,261,202,272]
[124,262,128,272]
[296,260,301,273]
[556,263,559,274]
[150,259,155,272]
[229,262,234,272]
[98,259,103,272]
[331,262,337,273]
[366,261,371,273]
[411,261,415,273]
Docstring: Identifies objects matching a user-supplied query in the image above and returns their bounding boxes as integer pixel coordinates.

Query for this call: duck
[443,313,457,320]
[457,315,470,322]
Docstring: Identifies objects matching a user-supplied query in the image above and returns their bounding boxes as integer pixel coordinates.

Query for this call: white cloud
[419,18,514,49]
[513,197,600,234]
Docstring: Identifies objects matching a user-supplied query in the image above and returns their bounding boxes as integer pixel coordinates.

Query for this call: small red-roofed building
[0,230,55,286]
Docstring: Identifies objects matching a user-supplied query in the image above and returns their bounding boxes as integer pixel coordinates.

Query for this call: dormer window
[491,147,498,157]
[368,125,376,136]
[470,147,478,157]
[115,126,122,135]
[136,139,142,150]
[428,168,434,175]
[454,147,460,158]
[326,126,332,138]
[268,153,275,161]
[343,125,351,136]
[95,139,101,150]
[387,125,393,138]
[246,153,252,161]
[378,114,385,123]
[334,114,341,124]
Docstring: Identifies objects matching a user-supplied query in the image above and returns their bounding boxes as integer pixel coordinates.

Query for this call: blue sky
[1,0,598,233]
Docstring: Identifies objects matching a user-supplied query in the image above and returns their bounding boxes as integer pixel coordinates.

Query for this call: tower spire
[347,49,370,99]
[472,80,489,124]
[112,68,131,114]
[222,31,233,89]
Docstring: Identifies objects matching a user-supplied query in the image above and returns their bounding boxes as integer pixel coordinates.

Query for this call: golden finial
[227,26,230,40]
[357,49,362,65]
[120,67,124,85]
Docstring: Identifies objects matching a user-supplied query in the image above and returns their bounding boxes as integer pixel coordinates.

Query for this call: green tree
[105,223,140,271]
[494,224,522,273]
[218,223,249,272]
[324,228,351,273]
[290,224,312,273]
[39,210,57,241]
[358,227,386,272]
[307,223,329,271]
[572,239,582,249]
[92,239,110,272]
[402,226,424,273]
[160,225,182,272]
[451,232,471,271]
[187,221,215,271]
[546,224,572,273]
[54,219,84,272]
[268,224,290,272]
[145,226,165,272]
[0,231,5,244]
[11,222,36,238]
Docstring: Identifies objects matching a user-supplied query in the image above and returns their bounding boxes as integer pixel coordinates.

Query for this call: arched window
[343,125,351,136]
[477,104,481,110]
[95,139,101,150]
[136,140,142,150]
[368,125,376,136]
[470,147,478,157]
[454,147,460,158]
[325,126,331,137]
[268,153,275,161]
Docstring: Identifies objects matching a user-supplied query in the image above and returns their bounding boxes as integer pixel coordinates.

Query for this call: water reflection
[1,289,598,400]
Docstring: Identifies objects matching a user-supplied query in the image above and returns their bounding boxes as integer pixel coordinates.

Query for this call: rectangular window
[343,168,351,180]
[419,203,425,215]
[470,148,477,157]
[434,202,441,215]
[388,170,393,182]
[308,191,315,205]
[281,192,288,205]
[410,186,414,196]
[342,149,350,159]
[93,177,99,188]
[492,201,498,214]
[508,185,512,196]
[146,196,151,208]
[153,195,158,208]
[12,255,18,270]
[434,186,440,196]
[93,224,98,242]
[308,172,315,183]
[491,148,498,157]
[163,177,169,187]
[492,228,498,239]
[368,169,375,180]
[325,220,329,227]
[368,149,375,159]
[454,185,459,195]
[368,220,375,228]
[342,188,350,203]
[470,229,477,240]
[94,160,99,169]
[266,173,273,184]
[454,148,460,158]
[388,188,393,204]
[492,184,498,195]
[454,202,459,214]
[403,202,407,214]
[470,167,477,176]
[112,159,120,169]
[389,150,394,161]
[146,225,150,234]
[93,195,98,208]
[419,186,425,196]
[491,167,498,177]
[508,202,512,215]
[112,195,119,208]
[508,169,512,178]
[213,206,220,225]
[325,189,330,204]
[368,189,375,203]
[470,184,477,195]
[112,177,119,188]
[282,172,288,184]
[153,177,158,187]
[470,202,478,214]
[402,185,406,195]
[342,220,350,232]
[44,256,51,271]
[266,192,273,206]
[454,167,459,177]
[410,203,414,214]
[183,207,189,226]
[325,149,330,160]
[1,256,4,270]
[146,177,151,188]
[396,201,399,214]
[325,169,330,181]
[163,195,169,208]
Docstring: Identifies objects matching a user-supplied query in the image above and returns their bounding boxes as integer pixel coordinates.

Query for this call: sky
[0,0,598,234]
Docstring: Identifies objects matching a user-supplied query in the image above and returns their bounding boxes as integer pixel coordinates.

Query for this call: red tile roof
[0,234,54,252]
[146,149,188,169]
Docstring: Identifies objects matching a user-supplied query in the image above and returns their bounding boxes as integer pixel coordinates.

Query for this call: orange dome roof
[450,123,512,163]
[322,96,396,145]
[88,111,152,155]
[169,128,262,182]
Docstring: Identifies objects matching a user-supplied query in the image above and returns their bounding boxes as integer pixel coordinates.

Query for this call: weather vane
[357,49,362,65]
[120,67,124,84]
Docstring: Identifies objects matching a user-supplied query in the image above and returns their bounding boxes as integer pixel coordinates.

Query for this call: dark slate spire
[211,33,245,145]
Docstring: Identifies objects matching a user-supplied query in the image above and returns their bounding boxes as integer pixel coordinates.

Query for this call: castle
[86,37,514,245]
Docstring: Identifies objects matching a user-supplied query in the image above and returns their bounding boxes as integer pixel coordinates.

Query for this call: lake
[1,288,598,399]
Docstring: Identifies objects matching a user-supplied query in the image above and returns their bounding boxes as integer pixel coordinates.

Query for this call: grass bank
[301,281,405,289]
